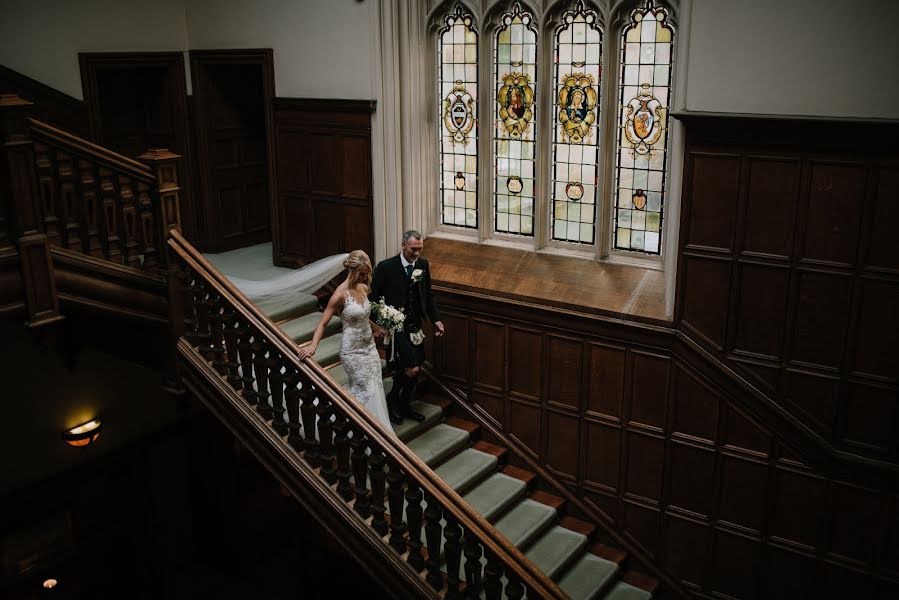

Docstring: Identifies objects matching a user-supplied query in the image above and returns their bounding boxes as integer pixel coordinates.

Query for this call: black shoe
[387,401,404,425]
[404,408,426,423]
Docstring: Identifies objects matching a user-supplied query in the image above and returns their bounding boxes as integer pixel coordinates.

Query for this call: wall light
[43,578,58,589]
[62,419,102,447]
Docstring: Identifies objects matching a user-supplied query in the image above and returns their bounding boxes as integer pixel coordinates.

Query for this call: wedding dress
[339,292,396,436]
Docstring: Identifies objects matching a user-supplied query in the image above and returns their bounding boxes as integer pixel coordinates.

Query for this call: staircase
[206,243,661,600]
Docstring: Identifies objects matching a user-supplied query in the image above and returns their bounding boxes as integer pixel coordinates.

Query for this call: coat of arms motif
[443,81,475,144]
[496,73,534,138]
[558,73,597,143]
[624,83,664,155]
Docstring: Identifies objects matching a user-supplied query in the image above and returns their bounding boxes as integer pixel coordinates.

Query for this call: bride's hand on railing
[297,344,317,360]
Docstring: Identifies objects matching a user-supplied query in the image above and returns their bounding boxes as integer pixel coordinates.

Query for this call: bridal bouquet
[370,298,405,359]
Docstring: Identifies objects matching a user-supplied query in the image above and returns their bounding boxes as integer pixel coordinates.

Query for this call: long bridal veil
[221,252,349,312]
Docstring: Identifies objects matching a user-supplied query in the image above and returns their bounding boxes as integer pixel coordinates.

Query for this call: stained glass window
[551,1,602,245]
[438,5,478,229]
[494,3,537,237]
[613,2,674,254]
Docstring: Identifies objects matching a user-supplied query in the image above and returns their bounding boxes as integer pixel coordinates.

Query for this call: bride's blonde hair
[344,250,372,290]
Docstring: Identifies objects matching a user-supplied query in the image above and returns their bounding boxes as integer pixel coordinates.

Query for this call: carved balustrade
[167,230,565,600]
[1,96,180,269]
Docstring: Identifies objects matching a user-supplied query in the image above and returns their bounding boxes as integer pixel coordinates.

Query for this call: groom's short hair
[403,230,422,243]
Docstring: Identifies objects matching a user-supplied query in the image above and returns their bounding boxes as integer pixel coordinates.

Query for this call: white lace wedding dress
[340,293,396,436]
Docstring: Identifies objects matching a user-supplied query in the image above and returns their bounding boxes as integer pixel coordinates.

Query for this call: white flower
[411,268,424,282]
[371,297,404,333]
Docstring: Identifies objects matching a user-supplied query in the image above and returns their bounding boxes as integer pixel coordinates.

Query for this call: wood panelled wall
[271,98,375,267]
[675,116,899,464]
[432,291,899,599]
[0,64,88,136]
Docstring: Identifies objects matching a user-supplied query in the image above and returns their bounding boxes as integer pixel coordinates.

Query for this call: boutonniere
[410,268,424,283]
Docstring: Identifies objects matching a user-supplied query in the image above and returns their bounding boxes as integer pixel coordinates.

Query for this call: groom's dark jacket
[369,255,440,326]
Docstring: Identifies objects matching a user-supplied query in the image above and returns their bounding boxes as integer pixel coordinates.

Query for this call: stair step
[421,392,453,412]
[500,465,537,487]
[529,490,567,512]
[395,400,444,441]
[462,473,528,521]
[444,416,481,437]
[492,499,557,548]
[472,441,508,462]
[281,311,341,344]
[304,333,342,367]
[407,423,470,466]
[603,582,652,600]
[622,572,659,595]
[559,515,597,539]
[261,292,318,322]
[434,449,498,493]
[558,553,620,600]
[590,543,627,566]
[524,526,588,579]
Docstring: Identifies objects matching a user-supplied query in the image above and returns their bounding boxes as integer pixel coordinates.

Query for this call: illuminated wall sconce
[62,419,102,447]
[43,578,58,589]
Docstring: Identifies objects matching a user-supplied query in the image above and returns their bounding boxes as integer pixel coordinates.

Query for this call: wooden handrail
[167,229,567,599]
[27,117,155,182]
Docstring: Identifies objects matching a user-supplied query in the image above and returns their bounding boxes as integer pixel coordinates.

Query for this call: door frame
[189,49,277,252]
[78,51,196,243]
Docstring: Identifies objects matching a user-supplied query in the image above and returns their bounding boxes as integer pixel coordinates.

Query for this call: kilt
[387,328,425,370]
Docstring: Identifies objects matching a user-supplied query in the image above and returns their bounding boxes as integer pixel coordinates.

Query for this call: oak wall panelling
[271,98,375,267]
[432,285,899,599]
[674,114,899,466]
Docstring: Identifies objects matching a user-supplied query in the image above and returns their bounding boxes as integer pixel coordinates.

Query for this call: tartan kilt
[386,328,426,370]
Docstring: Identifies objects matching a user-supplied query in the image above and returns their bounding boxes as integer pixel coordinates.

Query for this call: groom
[370,230,445,424]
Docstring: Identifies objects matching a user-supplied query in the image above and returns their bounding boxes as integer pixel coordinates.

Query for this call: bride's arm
[298,291,342,360]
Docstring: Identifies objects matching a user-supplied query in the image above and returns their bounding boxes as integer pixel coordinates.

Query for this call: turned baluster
[208,294,226,374]
[236,318,256,405]
[504,569,525,600]
[463,530,483,599]
[221,305,241,390]
[55,149,81,252]
[192,280,213,358]
[284,365,302,450]
[78,160,103,257]
[333,411,353,501]
[117,174,141,267]
[253,336,273,421]
[268,351,287,434]
[483,547,504,600]
[386,458,407,553]
[350,425,371,518]
[98,167,123,263]
[405,477,425,572]
[444,512,464,600]
[32,142,60,245]
[135,181,158,268]
[316,394,336,482]
[181,269,198,341]
[369,446,388,536]
[299,380,320,467]
[423,490,444,589]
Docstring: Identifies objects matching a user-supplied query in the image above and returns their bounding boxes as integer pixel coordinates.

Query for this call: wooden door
[191,50,276,253]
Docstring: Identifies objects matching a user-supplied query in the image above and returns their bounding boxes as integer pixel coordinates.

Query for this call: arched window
[613,2,674,254]
[493,2,537,237]
[551,1,602,245]
[438,5,479,229]
[432,0,676,259]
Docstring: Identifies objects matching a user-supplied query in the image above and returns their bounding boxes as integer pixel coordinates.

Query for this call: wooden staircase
[206,242,663,600]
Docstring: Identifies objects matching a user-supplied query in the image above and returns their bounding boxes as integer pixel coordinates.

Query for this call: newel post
[138,148,182,266]
[1,94,63,327]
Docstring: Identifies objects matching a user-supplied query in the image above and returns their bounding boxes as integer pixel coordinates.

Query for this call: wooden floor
[422,237,668,323]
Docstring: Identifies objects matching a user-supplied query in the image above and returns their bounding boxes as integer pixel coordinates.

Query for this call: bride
[297,250,396,435]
